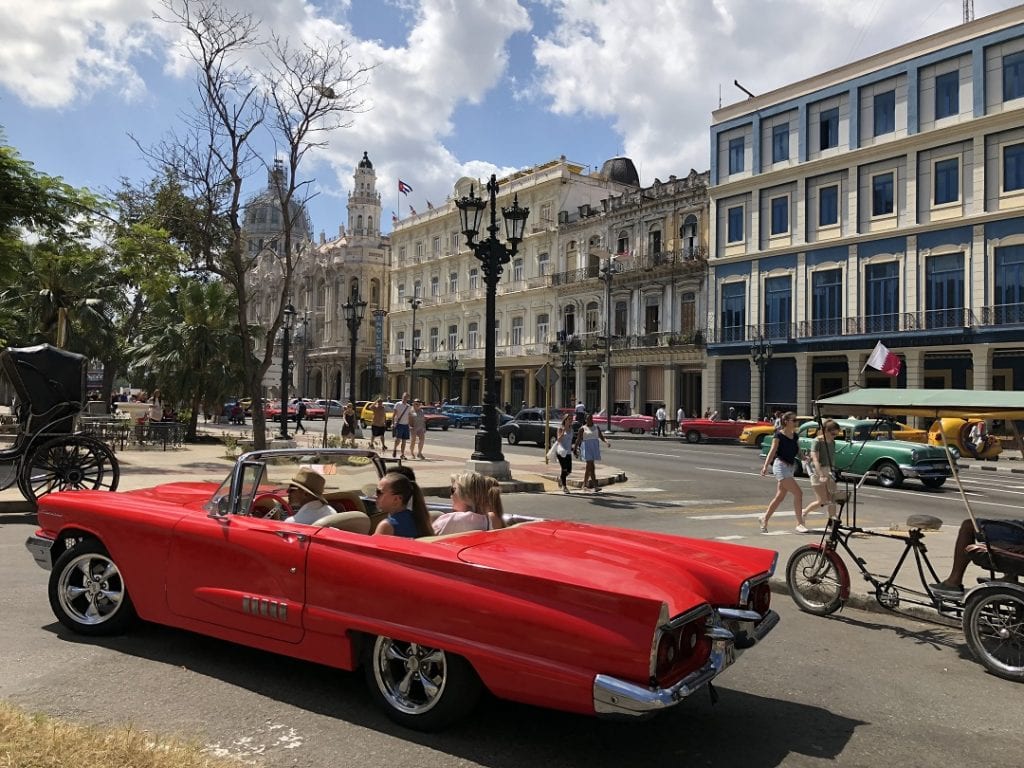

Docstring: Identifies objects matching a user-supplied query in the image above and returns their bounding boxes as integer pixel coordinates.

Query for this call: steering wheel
[252,492,292,520]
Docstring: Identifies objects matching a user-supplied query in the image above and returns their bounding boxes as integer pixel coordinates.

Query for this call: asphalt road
[4,427,1022,766]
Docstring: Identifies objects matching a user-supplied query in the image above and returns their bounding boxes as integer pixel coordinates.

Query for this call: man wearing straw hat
[284,467,333,525]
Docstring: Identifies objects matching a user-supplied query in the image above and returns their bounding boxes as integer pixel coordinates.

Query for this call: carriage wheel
[18,435,120,503]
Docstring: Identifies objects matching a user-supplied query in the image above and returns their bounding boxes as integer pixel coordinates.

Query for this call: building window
[935,70,959,119]
[429,327,439,352]
[728,137,744,173]
[539,202,553,225]
[469,268,478,290]
[449,272,458,294]
[934,157,959,205]
[613,300,627,336]
[680,292,696,335]
[819,185,839,226]
[432,236,441,257]
[644,299,659,334]
[430,276,439,296]
[811,269,843,336]
[874,90,895,136]
[1003,51,1024,101]
[450,231,460,253]
[763,276,791,339]
[564,306,575,336]
[398,245,406,263]
[994,245,1024,324]
[819,107,839,150]
[727,205,744,243]
[467,323,478,350]
[511,317,523,346]
[538,251,549,276]
[1003,143,1024,192]
[536,314,549,343]
[770,196,789,236]
[865,261,899,333]
[397,283,406,302]
[720,282,746,342]
[412,329,421,352]
[413,280,422,298]
[772,123,789,163]
[925,253,964,329]
[585,301,599,333]
[872,172,895,217]
[397,332,405,354]
[448,325,458,350]
[513,258,524,282]
[415,241,424,259]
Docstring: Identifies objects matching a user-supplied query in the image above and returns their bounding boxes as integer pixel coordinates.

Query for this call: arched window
[367,215,373,233]
[536,313,549,342]
[316,281,326,309]
[585,301,599,333]
[349,278,360,299]
[370,279,380,303]
[565,240,577,272]
[429,327,439,352]
[681,214,698,256]
[616,230,630,256]
[467,322,479,350]
[413,280,422,298]
[357,214,364,232]
[614,300,628,336]
[563,305,576,336]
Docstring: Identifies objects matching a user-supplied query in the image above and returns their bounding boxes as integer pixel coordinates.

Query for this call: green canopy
[815,388,1024,420]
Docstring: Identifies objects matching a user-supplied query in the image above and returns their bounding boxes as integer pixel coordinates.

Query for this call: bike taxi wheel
[962,585,1024,682]
[18,435,120,503]
[786,546,844,616]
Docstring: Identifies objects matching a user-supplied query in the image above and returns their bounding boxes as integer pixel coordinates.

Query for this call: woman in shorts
[759,410,806,533]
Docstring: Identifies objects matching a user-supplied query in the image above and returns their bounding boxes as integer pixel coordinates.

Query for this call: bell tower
[347,151,381,241]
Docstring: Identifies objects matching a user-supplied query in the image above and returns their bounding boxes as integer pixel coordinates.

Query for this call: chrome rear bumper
[25,535,54,571]
[593,609,779,717]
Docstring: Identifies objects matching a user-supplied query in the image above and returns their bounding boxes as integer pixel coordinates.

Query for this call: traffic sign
[535,363,559,388]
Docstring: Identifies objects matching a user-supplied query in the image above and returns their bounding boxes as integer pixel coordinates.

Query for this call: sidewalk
[0,429,986,620]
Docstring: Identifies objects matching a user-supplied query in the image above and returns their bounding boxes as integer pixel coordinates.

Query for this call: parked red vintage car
[25,448,779,731]
[592,409,657,434]
[679,418,771,444]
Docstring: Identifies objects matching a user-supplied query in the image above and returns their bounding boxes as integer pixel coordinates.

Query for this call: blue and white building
[705,6,1024,417]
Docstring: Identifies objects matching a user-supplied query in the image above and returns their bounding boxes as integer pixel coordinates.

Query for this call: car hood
[449,521,775,616]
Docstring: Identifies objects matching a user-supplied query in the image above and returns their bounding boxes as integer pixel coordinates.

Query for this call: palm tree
[131,278,246,440]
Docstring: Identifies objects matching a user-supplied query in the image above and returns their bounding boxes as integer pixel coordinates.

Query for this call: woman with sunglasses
[802,418,839,521]
[373,471,431,538]
[759,411,807,533]
[432,471,505,535]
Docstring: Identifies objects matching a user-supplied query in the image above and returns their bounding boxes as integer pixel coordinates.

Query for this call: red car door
[166,514,308,643]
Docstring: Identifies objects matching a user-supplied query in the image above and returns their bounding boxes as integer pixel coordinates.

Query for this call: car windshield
[204,449,387,516]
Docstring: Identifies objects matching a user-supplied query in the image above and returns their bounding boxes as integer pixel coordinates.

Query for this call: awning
[816,388,1024,420]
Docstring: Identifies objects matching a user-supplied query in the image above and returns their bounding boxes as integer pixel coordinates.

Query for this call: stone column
[795,352,814,412]
[702,356,720,416]
[903,348,925,390]
[971,343,992,390]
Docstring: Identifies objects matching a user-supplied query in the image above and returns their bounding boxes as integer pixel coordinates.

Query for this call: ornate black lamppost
[278,303,296,440]
[557,331,576,406]
[750,333,773,421]
[456,174,529,466]
[406,297,422,399]
[446,343,461,403]
[343,292,367,404]
[598,260,615,433]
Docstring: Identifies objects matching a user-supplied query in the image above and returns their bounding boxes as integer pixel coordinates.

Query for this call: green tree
[130,278,247,441]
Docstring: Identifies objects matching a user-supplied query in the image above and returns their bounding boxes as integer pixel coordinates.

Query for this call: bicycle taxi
[786,387,1024,682]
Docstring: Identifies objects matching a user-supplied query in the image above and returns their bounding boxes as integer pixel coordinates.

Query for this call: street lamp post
[343,292,368,404]
[279,303,296,440]
[557,331,576,406]
[750,333,773,421]
[407,297,422,399]
[598,260,615,434]
[456,174,529,467]
[446,343,461,403]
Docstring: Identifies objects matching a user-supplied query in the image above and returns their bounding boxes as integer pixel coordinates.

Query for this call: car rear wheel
[364,636,482,731]
[442,425,449,431]
[506,431,520,445]
[685,430,701,444]
[875,460,904,489]
[48,539,136,636]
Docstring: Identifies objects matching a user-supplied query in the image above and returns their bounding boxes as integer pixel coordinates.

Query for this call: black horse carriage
[0,344,119,503]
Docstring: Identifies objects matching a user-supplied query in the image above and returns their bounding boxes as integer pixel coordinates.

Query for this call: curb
[767,576,954,623]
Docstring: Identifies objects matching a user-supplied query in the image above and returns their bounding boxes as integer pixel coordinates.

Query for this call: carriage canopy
[0,344,87,433]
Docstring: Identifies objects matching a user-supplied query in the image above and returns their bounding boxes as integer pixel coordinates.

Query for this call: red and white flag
[864,341,902,376]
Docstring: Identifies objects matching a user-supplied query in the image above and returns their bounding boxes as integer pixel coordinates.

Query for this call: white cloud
[532,0,1024,183]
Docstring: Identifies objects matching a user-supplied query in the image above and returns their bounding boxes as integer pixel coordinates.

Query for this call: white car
[315,398,343,417]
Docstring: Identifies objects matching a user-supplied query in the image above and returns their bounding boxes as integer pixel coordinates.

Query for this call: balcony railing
[550,247,707,287]
[705,305,1024,346]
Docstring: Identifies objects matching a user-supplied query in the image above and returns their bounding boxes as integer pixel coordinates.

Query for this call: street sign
[535,363,559,388]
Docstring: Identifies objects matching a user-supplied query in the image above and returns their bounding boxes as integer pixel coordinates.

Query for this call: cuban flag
[398,179,413,195]
[865,341,902,376]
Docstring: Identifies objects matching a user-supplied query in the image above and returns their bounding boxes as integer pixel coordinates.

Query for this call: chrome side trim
[25,535,54,571]
[717,608,763,622]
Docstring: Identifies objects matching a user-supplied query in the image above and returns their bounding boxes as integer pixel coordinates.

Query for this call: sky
[1,0,1022,238]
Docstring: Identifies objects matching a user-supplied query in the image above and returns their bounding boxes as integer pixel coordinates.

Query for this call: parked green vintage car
[759,418,953,489]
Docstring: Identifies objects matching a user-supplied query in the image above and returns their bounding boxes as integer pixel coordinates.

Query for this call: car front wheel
[685,430,701,444]
[48,539,136,636]
[506,431,520,445]
[364,636,482,731]
[875,460,904,489]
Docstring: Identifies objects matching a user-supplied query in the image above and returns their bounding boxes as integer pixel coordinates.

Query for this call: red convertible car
[592,409,657,434]
[678,418,771,444]
[25,449,779,731]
